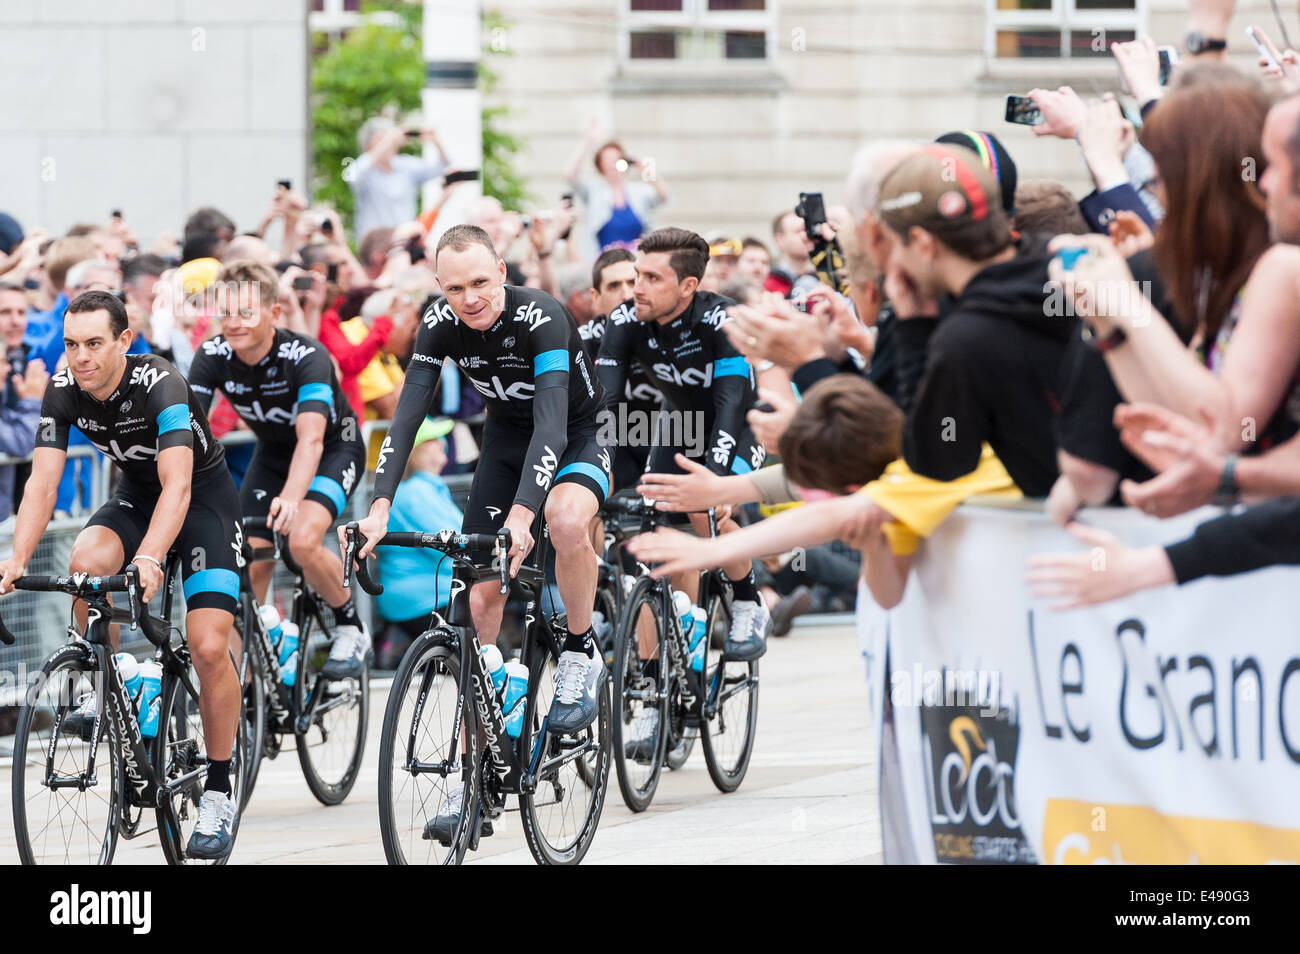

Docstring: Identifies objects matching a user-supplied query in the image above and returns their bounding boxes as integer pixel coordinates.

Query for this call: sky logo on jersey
[711,429,736,468]
[465,372,535,403]
[513,301,550,330]
[651,363,711,388]
[701,304,730,328]
[610,302,637,325]
[89,439,156,462]
[129,364,169,393]
[533,445,558,489]
[53,369,74,388]
[231,400,294,424]
[341,460,357,495]
[202,338,232,358]
[375,435,393,474]
[277,340,316,364]
[424,301,457,327]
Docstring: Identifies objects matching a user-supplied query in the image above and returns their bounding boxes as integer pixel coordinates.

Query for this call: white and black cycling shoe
[60,692,97,741]
[423,788,492,845]
[186,791,236,859]
[548,650,605,734]
[623,700,659,764]
[320,624,370,680]
[722,600,771,662]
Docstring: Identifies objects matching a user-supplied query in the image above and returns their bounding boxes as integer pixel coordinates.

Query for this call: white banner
[860,504,1300,865]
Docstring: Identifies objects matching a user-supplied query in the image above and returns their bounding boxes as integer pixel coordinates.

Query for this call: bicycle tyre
[12,643,121,865]
[378,630,478,865]
[610,575,667,813]
[294,610,369,806]
[698,587,759,793]
[237,602,267,812]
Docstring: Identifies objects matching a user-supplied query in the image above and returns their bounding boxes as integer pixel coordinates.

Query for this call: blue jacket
[375,471,463,623]
[0,398,40,521]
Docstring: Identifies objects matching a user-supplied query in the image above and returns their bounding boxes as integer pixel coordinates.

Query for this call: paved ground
[0,619,880,865]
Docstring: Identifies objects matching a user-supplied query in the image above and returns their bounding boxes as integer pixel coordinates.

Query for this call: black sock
[643,658,660,683]
[563,627,594,656]
[205,758,232,796]
[727,568,760,604]
[332,596,361,628]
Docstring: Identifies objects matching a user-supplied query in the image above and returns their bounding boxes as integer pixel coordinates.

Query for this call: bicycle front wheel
[378,630,478,865]
[610,575,667,812]
[294,612,369,806]
[698,590,759,793]
[519,631,612,865]
[12,643,120,865]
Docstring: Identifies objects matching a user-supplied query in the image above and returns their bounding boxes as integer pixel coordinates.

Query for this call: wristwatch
[1213,452,1240,508]
[1185,33,1227,55]
[1080,323,1128,353]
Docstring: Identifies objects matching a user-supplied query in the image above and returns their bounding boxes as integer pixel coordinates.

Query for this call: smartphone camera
[292,275,314,291]
[1004,94,1044,126]
[320,216,334,236]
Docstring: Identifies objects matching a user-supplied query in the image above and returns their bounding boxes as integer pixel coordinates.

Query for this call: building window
[622,0,775,63]
[989,0,1143,59]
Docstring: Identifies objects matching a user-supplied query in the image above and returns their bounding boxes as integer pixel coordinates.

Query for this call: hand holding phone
[442,169,480,187]
[1005,94,1045,126]
[1248,25,1283,71]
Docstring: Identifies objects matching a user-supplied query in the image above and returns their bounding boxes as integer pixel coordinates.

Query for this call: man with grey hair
[346,115,451,238]
[555,261,594,326]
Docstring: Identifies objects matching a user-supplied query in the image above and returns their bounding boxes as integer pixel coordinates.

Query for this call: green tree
[311,2,530,234]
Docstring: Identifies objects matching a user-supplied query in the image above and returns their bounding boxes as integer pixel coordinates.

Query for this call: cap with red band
[876,145,1012,254]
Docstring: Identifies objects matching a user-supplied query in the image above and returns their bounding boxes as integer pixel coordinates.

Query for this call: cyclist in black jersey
[350,226,610,838]
[0,291,242,858]
[594,228,771,673]
[190,261,370,678]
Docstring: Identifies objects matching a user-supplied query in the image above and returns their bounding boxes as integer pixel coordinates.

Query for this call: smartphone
[443,169,480,186]
[326,262,339,283]
[796,191,827,234]
[277,179,291,191]
[560,192,574,209]
[320,216,334,236]
[405,129,422,140]
[1005,94,1044,126]
[292,275,314,291]
[754,402,777,415]
[1247,26,1280,71]
[110,209,122,219]
[1157,45,1179,86]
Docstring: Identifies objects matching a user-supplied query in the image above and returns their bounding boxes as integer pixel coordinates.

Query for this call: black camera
[795,191,827,234]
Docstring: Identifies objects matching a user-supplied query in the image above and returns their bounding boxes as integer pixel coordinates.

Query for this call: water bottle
[137,661,163,739]
[480,644,508,696]
[114,653,143,710]
[259,604,283,649]
[502,661,529,739]
[689,607,708,673]
[672,591,693,639]
[277,621,300,688]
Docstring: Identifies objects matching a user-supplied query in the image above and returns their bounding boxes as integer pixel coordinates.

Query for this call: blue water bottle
[502,662,529,738]
[137,661,163,738]
[277,621,300,688]
[689,607,707,673]
[114,653,143,729]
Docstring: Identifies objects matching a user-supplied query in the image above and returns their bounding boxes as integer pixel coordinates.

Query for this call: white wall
[0,0,309,246]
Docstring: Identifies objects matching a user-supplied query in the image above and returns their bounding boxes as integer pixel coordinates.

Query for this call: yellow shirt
[860,444,1021,555]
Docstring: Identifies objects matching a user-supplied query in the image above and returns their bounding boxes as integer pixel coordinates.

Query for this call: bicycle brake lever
[496,529,512,596]
[126,565,141,632]
[342,522,359,590]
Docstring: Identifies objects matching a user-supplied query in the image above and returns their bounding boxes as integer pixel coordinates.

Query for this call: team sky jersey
[595,292,759,476]
[373,284,605,514]
[188,328,356,450]
[578,314,665,414]
[37,353,225,491]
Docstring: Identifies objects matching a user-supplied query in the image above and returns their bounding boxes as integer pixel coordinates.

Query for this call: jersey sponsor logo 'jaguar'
[513,301,550,330]
[277,340,316,364]
[129,364,169,393]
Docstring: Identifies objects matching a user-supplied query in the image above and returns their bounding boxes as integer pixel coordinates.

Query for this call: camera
[292,275,314,291]
[795,192,827,234]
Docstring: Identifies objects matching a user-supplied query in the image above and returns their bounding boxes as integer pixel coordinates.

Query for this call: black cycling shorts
[462,415,613,536]
[84,469,244,615]
[240,436,366,527]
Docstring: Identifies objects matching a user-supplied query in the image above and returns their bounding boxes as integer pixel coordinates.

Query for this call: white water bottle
[672,591,693,637]
[480,644,508,696]
[115,652,143,705]
[259,604,283,648]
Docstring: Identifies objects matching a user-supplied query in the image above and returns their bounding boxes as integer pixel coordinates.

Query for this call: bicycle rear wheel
[12,644,121,865]
[237,601,266,812]
[519,626,612,865]
[154,663,246,865]
[378,630,479,865]
[698,589,759,793]
[610,575,667,812]
[294,610,368,805]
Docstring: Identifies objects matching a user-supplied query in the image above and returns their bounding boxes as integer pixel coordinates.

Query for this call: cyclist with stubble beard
[349,224,611,841]
[595,227,771,666]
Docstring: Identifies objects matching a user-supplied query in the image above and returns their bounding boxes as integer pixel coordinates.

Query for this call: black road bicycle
[607,498,759,812]
[7,558,246,865]
[344,523,612,866]
[237,517,368,810]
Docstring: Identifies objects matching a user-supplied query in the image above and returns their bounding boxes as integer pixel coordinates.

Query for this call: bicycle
[7,558,246,865]
[236,517,368,810]
[344,522,612,866]
[607,497,759,812]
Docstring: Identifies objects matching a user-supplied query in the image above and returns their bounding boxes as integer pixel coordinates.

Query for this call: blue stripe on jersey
[713,356,750,380]
[296,382,334,405]
[730,455,754,476]
[308,475,347,515]
[156,403,190,435]
[183,569,240,602]
[533,349,568,377]
[556,461,610,500]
